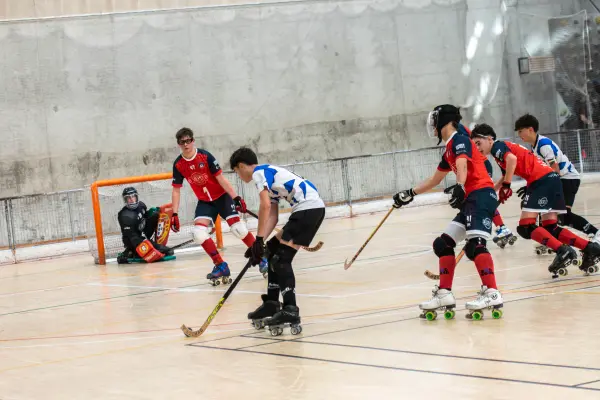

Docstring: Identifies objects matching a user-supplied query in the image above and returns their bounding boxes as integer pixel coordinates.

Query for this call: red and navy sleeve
[491,141,510,163]
[200,150,223,176]
[450,134,473,160]
[172,157,184,188]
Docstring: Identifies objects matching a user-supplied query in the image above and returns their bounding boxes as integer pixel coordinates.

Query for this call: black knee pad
[265,237,281,260]
[543,222,562,239]
[432,234,456,258]
[465,237,489,261]
[270,245,298,270]
[517,224,537,240]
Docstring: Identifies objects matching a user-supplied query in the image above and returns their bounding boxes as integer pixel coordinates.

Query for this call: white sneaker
[465,286,503,310]
[419,285,456,311]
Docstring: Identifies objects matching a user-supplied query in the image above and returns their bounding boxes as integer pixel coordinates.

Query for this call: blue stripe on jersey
[305,180,318,192]
[299,181,307,198]
[559,161,566,171]
[254,165,278,190]
[283,179,295,194]
[538,138,558,157]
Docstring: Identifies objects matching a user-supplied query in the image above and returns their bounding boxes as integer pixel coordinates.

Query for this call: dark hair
[229,147,259,170]
[176,127,194,143]
[514,114,539,132]
[471,123,497,140]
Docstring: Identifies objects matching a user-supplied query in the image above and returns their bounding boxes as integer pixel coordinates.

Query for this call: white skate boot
[419,285,456,321]
[492,226,517,249]
[465,285,504,320]
[589,231,600,245]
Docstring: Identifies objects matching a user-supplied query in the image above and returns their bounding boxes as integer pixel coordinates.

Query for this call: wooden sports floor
[2,184,600,399]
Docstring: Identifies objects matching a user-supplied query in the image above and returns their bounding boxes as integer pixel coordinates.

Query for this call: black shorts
[522,172,566,214]
[281,208,325,247]
[561,178,580,208]
[194,194,238,223]
[451,187,498,239]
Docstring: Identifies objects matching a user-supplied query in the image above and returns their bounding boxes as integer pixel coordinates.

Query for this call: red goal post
[90,172,223,265]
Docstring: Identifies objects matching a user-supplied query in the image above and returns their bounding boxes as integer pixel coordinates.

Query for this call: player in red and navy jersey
[471,123,600,277]
[393,105,503,320]
[458,124,516,248]
[170,128,257,285]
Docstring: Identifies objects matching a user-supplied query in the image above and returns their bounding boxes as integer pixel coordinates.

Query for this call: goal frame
[90,172,223,265]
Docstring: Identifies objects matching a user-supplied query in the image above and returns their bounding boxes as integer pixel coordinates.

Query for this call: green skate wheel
[471,311,483,321]
[425,311,437,321]
[492,309,503,319]
[558,268,568,276]
[444,310,455,320]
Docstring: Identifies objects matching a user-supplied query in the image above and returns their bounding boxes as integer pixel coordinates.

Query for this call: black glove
[244,236,264,266]
[393,188,416,209]
[516,186,527,199]
[445,184,466,209]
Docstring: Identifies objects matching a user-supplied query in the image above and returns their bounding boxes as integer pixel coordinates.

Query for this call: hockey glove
[516,186,527,199]
[171,213,180,233]
[233,196,247,213]
[445,184,466,209]
[393,189,416,208]
[499,182,512,204]
[245,236,265,266]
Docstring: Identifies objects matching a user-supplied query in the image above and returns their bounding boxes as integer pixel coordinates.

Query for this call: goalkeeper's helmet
[122,187,139,210]
[426,104,462,145]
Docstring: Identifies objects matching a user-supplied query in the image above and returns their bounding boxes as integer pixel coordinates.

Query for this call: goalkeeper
[117,187,175,264]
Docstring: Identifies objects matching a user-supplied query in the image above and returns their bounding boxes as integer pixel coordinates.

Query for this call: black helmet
[427,104,462,145]
[122,187,139,210]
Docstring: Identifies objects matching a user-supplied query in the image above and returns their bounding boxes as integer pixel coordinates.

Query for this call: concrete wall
[0,0,584,197]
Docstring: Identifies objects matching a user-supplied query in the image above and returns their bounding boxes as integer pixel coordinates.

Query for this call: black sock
[267,268,280,302]
[279,261,297,307]
[570,212,599,235]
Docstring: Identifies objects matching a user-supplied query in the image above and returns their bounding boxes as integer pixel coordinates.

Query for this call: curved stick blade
[304,241,324,252]
[181,324,199,338]
[343,258,353,270]
[424,270,440,280]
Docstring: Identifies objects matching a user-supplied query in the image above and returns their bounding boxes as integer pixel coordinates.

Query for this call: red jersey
[437,132,494,196]
[490,141,552,185]
[172,148,226,202]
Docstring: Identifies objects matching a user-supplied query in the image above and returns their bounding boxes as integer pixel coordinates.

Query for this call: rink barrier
[1,129,600,264]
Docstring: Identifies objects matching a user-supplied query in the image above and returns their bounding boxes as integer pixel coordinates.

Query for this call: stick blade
[304,241,324,252]
[424,270,440,280]
[181,324,201,338]
[343,258,352,270]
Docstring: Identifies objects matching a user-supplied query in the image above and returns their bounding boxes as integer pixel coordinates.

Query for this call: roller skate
[589,231,600,245]
[259,257,269,279]
[465,285,503,320]
[492,226,517,249]
[206,262,232,286]
[535,245,554,255]
[248,294,281,330]
[579,242,600,276]
[418,285,456,321]
[263,305,302,336]
[548,245,578,279]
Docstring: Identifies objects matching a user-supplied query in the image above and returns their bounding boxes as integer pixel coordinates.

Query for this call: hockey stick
[344,206,395,270]
[181,259,253,338]
[170,239,193,250]
[245,210,324,252]
[424,244,466,280]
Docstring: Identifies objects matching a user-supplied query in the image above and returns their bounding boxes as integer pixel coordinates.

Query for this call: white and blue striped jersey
[532,134,579,180]
[252,164,325,212]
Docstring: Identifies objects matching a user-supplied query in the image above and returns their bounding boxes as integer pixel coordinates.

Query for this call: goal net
[88,173,223,264]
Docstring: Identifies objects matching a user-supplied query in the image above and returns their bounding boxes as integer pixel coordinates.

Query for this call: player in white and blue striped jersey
[229,147,325,334]
[515,114,599,243]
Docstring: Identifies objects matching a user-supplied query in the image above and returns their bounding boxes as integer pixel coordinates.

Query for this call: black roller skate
[579,242,600,276]
[248,295,281,330]
[264,305,302,336]
[548,245,578,279]
[492,226,517,249]
[535,245,554,255]
[206,262,232,286]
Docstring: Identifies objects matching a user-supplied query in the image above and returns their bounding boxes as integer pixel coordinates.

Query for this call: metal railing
[1,128,599,263]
